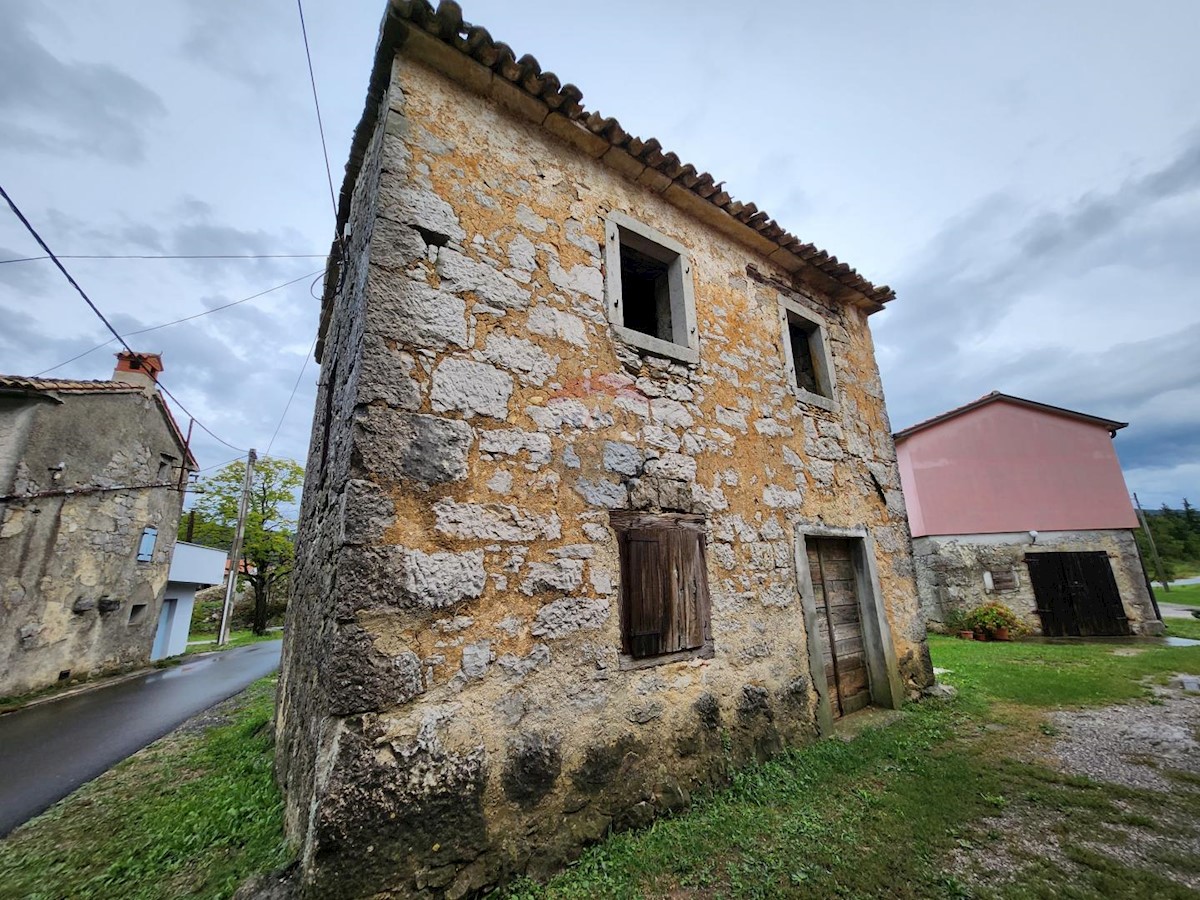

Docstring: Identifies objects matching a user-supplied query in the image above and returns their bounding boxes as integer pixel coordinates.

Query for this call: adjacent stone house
[0,352,196,696]
[895,392,1163,636]
[276,2,932,895]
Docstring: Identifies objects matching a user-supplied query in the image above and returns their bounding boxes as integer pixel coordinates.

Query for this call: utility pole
[218,449,257,645]
[1134,493,1170,594]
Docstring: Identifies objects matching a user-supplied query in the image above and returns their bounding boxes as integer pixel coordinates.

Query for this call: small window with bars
[611,512,712,664]
[136,527,158,562]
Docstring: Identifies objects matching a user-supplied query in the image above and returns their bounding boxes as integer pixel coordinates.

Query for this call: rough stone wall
[277,53,930,899]
[913,529,1162,635]
[0,392,185,696]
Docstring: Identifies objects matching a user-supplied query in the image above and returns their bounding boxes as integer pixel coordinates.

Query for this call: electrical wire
[295,0,341,238]
[1,183,248,455]
[264,333,319,458]
[0,253,327,265]
[34,268,324,376]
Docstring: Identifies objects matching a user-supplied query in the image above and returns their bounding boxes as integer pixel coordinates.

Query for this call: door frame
[793,524,905,735]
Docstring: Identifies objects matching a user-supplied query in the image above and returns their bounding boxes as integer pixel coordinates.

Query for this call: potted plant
[944,610,974,640]
[964,602,1023,642]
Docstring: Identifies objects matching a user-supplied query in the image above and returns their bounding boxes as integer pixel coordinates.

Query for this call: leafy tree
[185,457,304,635]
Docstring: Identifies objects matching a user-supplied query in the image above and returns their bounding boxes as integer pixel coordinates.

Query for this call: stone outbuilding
[276,2,932,896]
[0,352,197,696]
[895,392,1163,636]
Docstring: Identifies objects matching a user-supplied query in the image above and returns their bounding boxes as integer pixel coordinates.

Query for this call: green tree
[186,457,304,635]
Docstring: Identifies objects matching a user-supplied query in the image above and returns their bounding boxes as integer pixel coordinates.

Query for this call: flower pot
[994,627,1011,642]
[974,630,988,641]
[958,630,974,640]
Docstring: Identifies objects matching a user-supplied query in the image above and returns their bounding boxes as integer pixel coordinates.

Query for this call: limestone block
[354,408,473,486]
[478,428,552,463]
[762,485,804,509]
[461,640,493,679]
[531,597,610,638]
[380,184,466,243]
[525,305,589,348]
[431,358,513,420]
[603,441,643,476]
[573,478,629,509]
[548,258,603,301]
[508,234,537,271]
[520,558,585,595]
[433,499,562,542]
[399,548,486,608]
[437,248,531,309]
[367,274,468,350]
[357,333,423,410]
[650,398,694,428]
[644,452,696,482]
[480,333,559,385]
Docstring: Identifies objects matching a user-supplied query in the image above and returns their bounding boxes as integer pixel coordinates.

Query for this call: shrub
[964,601,1023,635]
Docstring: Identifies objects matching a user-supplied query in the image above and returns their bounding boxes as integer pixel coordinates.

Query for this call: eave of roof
[318,0,895,359]
[893,391,1129,442]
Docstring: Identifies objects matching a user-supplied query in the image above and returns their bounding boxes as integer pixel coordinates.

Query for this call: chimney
[113,351,164,392]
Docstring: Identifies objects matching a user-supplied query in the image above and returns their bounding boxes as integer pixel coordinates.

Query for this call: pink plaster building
[895,393,1162,636]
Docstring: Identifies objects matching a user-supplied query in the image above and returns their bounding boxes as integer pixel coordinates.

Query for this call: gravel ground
[951,681,1200,893]
[1048,683,1200,792]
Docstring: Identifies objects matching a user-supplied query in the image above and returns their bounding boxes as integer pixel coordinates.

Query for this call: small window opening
[788,316,820,394]
[128,603,148,626]
[136,527,158,562]
[612,512,712,663]
[620,243,672,342]
[58,670,71,681]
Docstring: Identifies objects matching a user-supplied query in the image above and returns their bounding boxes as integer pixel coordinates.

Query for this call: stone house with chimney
[0,352,195,696]
[276,2,933,896]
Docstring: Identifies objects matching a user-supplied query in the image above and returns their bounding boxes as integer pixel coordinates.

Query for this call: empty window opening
[58,670,71,682]
[612,512,711,663]
[620,243,672,342]
[788,316,820,394]
[136,527,158,562]
[128,603,148,626]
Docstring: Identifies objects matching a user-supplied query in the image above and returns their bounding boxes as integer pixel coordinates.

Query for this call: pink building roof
[894,393,1138,538]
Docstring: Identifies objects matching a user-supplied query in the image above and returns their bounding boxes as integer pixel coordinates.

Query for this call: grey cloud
[0,6,166,162]
[181,3,285,88]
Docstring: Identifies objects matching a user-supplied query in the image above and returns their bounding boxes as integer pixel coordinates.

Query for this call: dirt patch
[950,685,1200,894]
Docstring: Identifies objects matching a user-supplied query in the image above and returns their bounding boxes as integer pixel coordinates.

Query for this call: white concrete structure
[152,541,226,659]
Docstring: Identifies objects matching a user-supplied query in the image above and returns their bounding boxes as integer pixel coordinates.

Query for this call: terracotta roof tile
[0,375,142,394]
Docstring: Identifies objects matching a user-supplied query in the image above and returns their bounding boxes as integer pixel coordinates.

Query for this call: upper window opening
[611,512,712,664]
[779,295,837,411]
[788,315,820,395]
[620,244,672,341]
[136,527,158,563]
[604,212,699,365]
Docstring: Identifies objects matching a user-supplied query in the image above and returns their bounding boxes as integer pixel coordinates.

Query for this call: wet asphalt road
[0,639,282,837]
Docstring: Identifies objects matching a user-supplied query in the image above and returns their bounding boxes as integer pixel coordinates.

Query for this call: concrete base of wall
[913,529,1164,636]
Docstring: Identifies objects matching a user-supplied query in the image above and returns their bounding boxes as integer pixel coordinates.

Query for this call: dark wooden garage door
[808,538,870,717]
[1025,551,1130,637]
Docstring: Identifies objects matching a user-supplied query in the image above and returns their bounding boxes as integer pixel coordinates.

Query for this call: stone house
[276,2,932,896]
[895,392,1163,636]
[0,352,196,696]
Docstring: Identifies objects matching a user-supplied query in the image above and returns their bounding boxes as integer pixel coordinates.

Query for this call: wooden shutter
[618,519,709,659]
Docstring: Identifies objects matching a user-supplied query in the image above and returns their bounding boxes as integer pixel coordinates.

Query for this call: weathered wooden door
[808,538,870,717]
[1025,551,1130,637]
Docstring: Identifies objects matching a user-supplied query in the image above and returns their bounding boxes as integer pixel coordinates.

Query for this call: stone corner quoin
[275,15,932,900]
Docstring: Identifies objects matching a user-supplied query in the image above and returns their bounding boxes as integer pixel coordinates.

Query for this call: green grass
[184,628,282,655]
[1156,583,1200,608]
[1164,617,1200,641]
[928,634,1200,707]
[0,677,289,900]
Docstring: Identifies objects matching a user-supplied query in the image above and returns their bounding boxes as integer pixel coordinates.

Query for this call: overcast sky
[1,1,1196,508]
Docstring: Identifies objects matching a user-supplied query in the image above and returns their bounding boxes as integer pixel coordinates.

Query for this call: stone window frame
[603,211,699,365]
[610,510,715,671]
[777,295,838,413]
[792,523,904,736]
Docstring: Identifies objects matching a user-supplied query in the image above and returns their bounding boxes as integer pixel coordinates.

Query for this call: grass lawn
[1165,617,1200,641]
[0,677,289,900]
[184,628,282,655]
[3,638,1198,899]
[1156,582,1200,608]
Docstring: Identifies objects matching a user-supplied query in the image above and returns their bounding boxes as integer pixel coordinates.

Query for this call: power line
[264,333,319,457]
[0,253,327,265]
[194,454,248,475]
[295,0,341,233]
[2,182,248,455]
[35,269,324,377]
[1,185,134,354]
